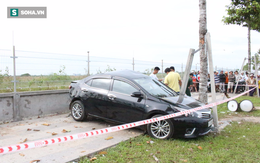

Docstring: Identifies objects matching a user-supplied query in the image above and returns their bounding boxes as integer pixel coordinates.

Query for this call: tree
[243,49,260,70]
[252,50,260,70]
[223,0,260,72]
[198,0,208,103]
[21,73,31,77]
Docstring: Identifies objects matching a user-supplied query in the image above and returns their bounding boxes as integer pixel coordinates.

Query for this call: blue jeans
[249,87,255,96]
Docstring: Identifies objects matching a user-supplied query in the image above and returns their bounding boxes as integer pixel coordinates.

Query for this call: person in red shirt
[225,71,228,92]
[192,74,197,92]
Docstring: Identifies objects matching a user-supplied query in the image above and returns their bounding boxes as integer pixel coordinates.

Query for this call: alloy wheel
[72,103,83,120]
[150,120,171,139]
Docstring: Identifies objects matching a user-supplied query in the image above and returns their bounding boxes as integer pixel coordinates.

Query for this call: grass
[0,69,173,93]
[0,72,165,93]
[217,96,260,119]
[78,121,260,163]
[0,75,87,93]
[76,96,260,163]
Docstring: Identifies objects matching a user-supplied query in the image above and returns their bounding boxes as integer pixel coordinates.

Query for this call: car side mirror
[131,91,143,98]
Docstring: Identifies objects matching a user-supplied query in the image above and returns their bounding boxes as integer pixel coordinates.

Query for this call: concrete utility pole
[12,45,17,93]
[161,59,163,74]
[181,63,183,79]
[206,33,218,131]
[177,49,195,103]
[11,31,21,121]
[234,58,246,94]
[10,31,17,93]
[87,51,90,76]
[255,55,259,98]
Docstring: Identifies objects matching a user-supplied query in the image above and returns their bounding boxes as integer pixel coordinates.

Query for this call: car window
[134,77,177,98]
[91,79,111,90]
[85,80,92,86]
[112,80,138,95]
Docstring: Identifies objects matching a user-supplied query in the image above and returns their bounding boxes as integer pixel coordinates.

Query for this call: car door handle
[81,88,88,92]
[108,94,116,100]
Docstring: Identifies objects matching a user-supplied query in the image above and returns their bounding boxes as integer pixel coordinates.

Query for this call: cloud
[0,0,259,75]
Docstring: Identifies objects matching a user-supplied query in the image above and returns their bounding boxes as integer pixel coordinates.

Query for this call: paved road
[191,92,237,103]
[0,92,235,163]
[0,114,143,163]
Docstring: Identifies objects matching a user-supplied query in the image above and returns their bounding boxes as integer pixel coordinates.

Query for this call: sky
[0,0,260,75]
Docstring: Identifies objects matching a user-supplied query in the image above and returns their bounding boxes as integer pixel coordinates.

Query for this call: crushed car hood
[161,95,210,112]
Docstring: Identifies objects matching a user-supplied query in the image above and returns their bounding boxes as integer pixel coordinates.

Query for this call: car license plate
[208,119,213,127]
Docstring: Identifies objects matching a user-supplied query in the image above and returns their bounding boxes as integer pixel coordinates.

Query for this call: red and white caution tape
[0,87,257,155]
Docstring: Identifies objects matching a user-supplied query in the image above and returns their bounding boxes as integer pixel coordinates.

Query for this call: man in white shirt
[239,72,245,82]
[150,67,162,81]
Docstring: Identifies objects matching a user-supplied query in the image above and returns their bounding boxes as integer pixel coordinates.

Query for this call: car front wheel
[147,114,174,139]
[70,100,87,121]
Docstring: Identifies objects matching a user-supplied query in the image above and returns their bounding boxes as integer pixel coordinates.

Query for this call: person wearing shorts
[228,71,235,93]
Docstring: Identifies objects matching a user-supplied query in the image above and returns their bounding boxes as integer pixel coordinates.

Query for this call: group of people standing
[150,66,260,97]
[214,70,260,96]
[149,66,182,93]
[190,71,200,93]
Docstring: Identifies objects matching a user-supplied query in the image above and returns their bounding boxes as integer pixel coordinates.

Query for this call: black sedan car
[69,70,213,139]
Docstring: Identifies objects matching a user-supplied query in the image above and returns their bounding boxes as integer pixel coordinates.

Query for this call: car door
[106,78,146,123]
[81,78,111,118]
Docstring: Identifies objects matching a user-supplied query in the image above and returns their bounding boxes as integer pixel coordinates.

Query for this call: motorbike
[235,81,246,93]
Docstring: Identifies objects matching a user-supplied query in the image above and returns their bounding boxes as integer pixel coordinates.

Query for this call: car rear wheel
[70,100,87,121]
[147,114,174,139]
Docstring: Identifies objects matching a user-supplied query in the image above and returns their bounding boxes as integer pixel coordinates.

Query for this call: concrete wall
[0,94,14,122]
[0,90,70,123]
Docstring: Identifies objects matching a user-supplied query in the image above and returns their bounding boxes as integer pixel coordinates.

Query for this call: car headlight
[170,105,198,118]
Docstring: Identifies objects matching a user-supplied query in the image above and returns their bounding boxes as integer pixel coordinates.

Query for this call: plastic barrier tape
[0,87,257,155]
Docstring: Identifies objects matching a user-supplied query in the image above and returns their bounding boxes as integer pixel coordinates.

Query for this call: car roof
[104,70,148,79]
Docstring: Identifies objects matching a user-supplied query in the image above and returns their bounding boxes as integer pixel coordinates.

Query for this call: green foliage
[243,50,260,70]
[0,67,12,92]
[144,68,153,75]
[243,63,249,71]
[252,50,260,70]
[96,65,116,74]
[20,73,31,77]
[46,65,71,81]
[0,70,3,82]
[0,65,75,93]
[106,65,116,72]
[223,0,260,31]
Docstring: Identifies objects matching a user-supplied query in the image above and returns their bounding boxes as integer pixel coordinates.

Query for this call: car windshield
[134,77,177,98]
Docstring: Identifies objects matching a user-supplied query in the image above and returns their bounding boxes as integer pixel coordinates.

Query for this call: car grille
[201,113,211,119]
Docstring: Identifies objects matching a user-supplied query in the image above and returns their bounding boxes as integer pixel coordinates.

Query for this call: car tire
[147,114,174,139]
[70,100,87,121]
